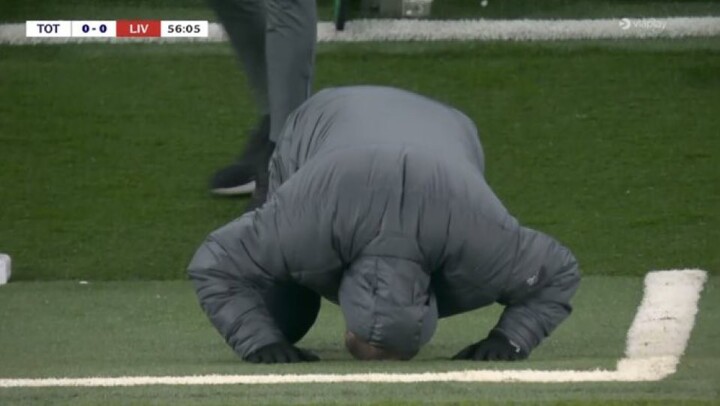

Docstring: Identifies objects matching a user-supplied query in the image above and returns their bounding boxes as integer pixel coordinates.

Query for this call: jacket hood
[339,255,437,356]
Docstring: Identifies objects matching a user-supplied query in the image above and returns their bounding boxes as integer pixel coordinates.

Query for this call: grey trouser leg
[265,0,317,141]
[208,0,270,115]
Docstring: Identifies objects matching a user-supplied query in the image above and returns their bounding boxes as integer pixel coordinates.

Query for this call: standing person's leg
[210,0,317,204]
[209,0,274,196]
[209,0,269,115]
[265,0,317,142]
[238,0,318,210]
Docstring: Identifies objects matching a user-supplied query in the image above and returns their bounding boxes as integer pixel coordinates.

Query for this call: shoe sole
[210,180,256,196]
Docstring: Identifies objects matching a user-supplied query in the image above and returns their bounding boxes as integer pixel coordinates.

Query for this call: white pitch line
[616,269,708,381]
[0,269,707,387]
[1,17,719,45]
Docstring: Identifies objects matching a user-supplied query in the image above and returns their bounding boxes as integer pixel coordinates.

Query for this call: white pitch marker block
[0,253,10,285]
[0,269,708,387]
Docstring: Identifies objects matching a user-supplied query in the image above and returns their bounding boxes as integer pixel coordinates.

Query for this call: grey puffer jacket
[188,86,580,358]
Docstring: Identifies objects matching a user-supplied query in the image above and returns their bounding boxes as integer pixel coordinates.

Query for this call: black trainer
[210,162,257,196]
[210,116,272,196]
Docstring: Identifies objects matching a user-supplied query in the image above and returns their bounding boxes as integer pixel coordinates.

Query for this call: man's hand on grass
[244,342,320,364]
[452,330,529,361]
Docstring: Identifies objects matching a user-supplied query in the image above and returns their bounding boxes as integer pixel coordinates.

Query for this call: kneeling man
[188,86,580,363]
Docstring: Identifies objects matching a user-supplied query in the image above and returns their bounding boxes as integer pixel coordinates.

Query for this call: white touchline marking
[616,269,708,381]
[0,270,707,387]
[1,17,719,45]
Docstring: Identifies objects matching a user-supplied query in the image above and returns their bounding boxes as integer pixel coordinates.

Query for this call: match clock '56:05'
[166,24,202,34]
[160,20,209,37]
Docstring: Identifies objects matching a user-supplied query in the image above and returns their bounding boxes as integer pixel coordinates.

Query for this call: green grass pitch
[0,276,717,404]
[0,40,718,280]
[0,0,719,404]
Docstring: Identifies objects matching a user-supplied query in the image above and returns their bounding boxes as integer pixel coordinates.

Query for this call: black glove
[244,342,320,364]
[452,330,529,361]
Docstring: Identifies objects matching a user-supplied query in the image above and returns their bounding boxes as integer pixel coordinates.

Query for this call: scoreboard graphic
[26,20,209,38]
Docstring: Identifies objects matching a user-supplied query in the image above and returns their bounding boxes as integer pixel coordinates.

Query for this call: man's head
[339,255,438,361]
[345,330,417,361]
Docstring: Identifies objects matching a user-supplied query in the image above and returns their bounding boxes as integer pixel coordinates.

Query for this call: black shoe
[210,116,271,196]
[210,162,258,196]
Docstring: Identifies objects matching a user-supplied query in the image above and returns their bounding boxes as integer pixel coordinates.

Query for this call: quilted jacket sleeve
[492,228,581,354]
[187,208,289,359]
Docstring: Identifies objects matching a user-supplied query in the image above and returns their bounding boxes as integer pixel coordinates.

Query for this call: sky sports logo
[618,18,667,31]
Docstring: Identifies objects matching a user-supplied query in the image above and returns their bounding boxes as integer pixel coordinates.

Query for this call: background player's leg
[208,0,269,113]
[208,0,274,196]
[263,282,321,343]
[265,0,317,142]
